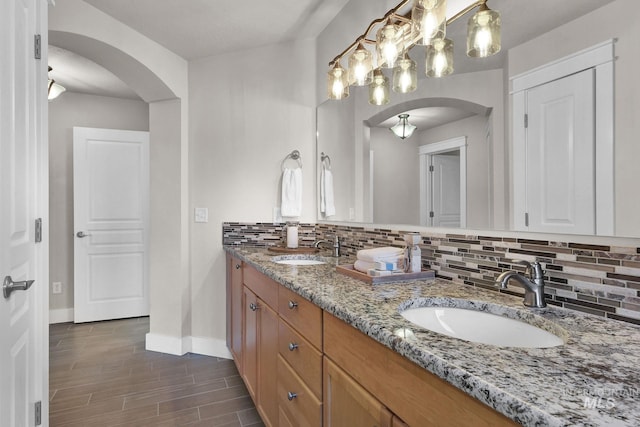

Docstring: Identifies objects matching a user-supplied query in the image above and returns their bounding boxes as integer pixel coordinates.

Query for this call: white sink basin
[271,256,326,266]
[400,306,564,348]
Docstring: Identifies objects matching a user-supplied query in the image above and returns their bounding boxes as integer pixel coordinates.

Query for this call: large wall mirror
[316,0,640,238]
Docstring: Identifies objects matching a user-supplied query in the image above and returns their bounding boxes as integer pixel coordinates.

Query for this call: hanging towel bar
[320,152,331,170]
[282,150,302,171]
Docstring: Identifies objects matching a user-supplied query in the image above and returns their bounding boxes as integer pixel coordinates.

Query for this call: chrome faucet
[314,235,341,257]
[496,260,547,308]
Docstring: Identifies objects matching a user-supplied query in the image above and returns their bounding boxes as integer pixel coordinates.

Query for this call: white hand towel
[354,260,377,273]
[356,246,405,263]
[320,165,336,217]
[281,167,302,217]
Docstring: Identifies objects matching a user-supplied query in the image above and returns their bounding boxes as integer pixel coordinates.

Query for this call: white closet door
[73,127,150,323]
[525,69,595,234]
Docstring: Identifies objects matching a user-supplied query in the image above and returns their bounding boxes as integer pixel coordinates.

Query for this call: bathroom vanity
[225,247,640,426]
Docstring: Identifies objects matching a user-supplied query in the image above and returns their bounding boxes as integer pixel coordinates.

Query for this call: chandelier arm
[329,0,412,66]
[446,0,486,25]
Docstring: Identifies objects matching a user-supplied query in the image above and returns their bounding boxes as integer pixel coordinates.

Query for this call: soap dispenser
[404,233,422,273]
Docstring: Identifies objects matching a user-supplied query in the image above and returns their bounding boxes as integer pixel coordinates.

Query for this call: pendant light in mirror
[390,114,416,139]
[425,38,454,77]
[467,3,501,57]
[376,20,404,68]
[393,53,417,93]
[411,0,447,45]
[348,43,373,86]
[327,62,349,100]
[369,69,390,106]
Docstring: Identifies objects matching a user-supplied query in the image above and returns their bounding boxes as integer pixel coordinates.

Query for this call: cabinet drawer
[278,319,322,399]
[278,354,322,427]
[278,286,322,349]
[243,264,278,309]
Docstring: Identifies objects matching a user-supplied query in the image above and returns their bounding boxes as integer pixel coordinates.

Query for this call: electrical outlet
[194,207,208,223]
[52,282,62,294]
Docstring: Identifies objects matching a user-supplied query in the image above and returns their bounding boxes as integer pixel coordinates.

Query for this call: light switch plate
[194,207,209,223]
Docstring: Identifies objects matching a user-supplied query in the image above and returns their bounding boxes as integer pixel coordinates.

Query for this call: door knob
[3,276,35,299]
[76,231,91,238]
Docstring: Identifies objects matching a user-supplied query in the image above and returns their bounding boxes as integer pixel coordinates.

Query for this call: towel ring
[321,152,331,170]
[282,150,303,171]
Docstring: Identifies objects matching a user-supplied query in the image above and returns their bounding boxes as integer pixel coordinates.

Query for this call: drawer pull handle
[288,342,298,351]
[288,301,298,309]
[249,303,259,311]
[287,391,297,401]
[235,264,241,269]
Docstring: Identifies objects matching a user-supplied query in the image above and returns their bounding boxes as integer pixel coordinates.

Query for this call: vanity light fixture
[392,52,418,93]
[369,69,390,105]
[48,66,66,100]
[327,61,349,100]
[390,114,417,139]
[326,0,500,101]
[425,37,454,77]
[348,42,373,86]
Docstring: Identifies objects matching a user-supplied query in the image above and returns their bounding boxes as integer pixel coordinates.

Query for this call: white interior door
[73,127,150,323]
[1,0,46,425]
[431,153,461,227]
[525,69,595,234]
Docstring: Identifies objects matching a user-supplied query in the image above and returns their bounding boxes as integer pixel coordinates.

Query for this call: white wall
[188,38,317,345]
[370,128,420,225]
[508,0,640,237]
[48,92,149,319]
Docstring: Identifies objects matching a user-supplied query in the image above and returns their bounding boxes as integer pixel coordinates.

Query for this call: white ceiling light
[390,114,417,139]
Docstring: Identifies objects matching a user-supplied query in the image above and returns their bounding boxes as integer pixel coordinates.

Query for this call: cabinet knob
[288,342,298,351]
[287,391,297,401]
[288,301,298,309]
[235,264,241,269]
[249,303,259,311]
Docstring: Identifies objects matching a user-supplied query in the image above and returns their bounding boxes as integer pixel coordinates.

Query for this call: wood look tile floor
[49,317,263,427]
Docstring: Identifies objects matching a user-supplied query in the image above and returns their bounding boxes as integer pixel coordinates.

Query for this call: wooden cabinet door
[243,286,258,401]
[229,256,243,370]
[323,357,392,427]
[257,302,279,427]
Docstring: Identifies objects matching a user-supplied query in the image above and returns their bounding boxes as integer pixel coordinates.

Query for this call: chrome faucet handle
[508,259,539,279]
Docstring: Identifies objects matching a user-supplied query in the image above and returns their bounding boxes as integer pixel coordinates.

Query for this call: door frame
[511,39,615,235]
[419,136,467,227]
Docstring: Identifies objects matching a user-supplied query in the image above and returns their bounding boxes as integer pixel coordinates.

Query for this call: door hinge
[35,401,41,425]
[429,165,434,172]
[34,35,41,60]
[524,113,528,128]
[525,212,529,227]
[35,218,42,243]
[429,211,434,218]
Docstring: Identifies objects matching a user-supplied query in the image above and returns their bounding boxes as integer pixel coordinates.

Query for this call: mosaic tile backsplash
[223,222,640,326]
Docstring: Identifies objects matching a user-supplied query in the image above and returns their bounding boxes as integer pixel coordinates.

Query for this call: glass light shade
[368,69,390,106]
[390,114,416,139]
[425,38,454,77]
[392,55,417,93]
[348,43,373,86]
[47,80,66,100]
[376,22,403,68]
[327,62,349,100]
[411,0,446,45]
[467,8,501,58]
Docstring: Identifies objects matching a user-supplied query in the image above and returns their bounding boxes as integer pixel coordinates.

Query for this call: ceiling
[49,0,616,124]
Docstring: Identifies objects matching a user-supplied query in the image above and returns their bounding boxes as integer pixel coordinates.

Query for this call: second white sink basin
[271,255,326,266]
[400,306,564,348]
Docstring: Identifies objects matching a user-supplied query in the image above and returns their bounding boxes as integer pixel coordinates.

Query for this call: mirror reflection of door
[430,152,461,227]
[419,136,467,228]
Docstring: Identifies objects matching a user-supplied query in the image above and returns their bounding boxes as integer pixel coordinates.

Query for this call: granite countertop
[225,247,640,427]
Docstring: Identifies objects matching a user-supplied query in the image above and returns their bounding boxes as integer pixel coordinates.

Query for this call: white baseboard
[145,333,232,359]
[49,308,74,324]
